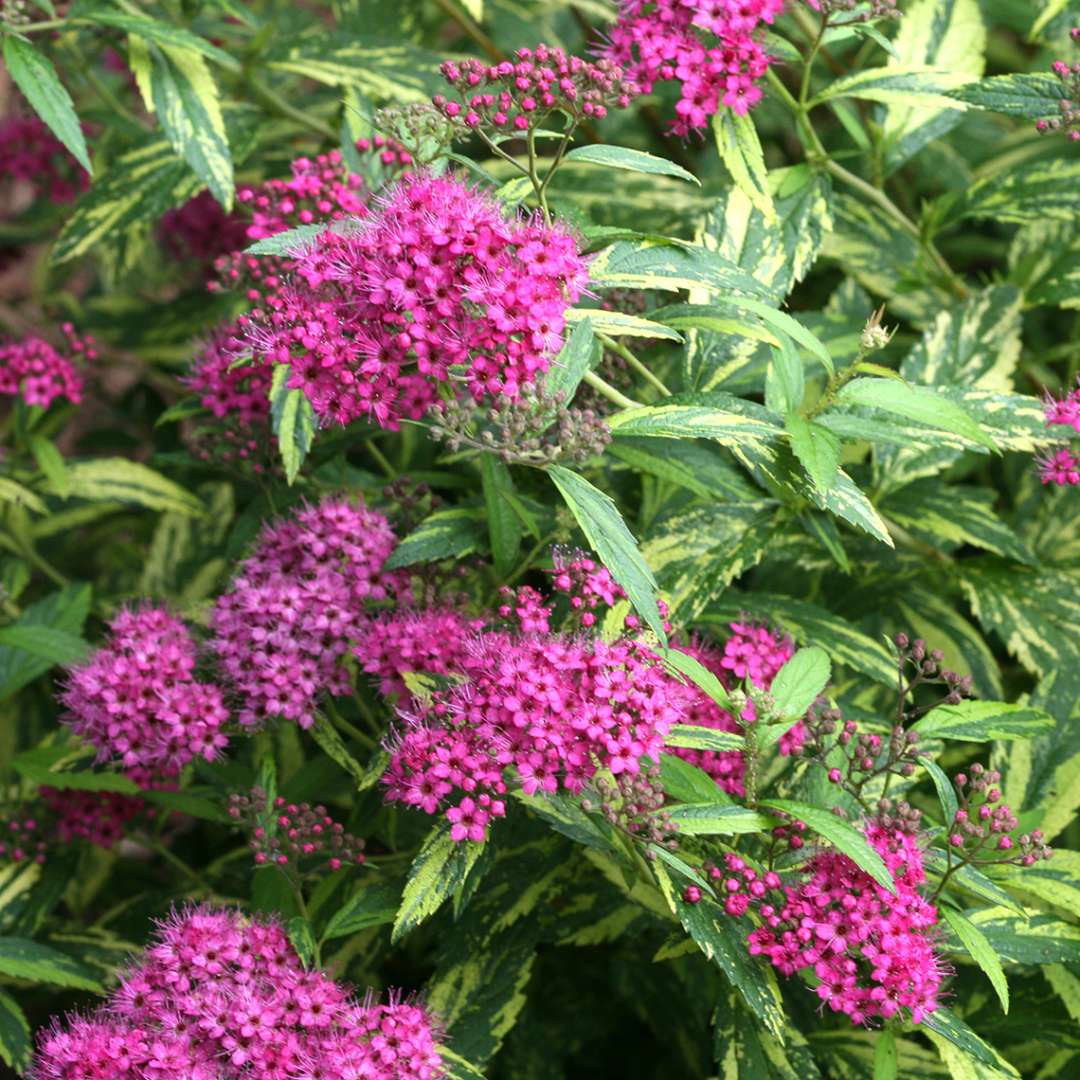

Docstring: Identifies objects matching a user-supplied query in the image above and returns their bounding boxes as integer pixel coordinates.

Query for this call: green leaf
[965,908,1080,966]
[270,366,317,486]
[566,307,681,341]
[0,937,102,991]
[2,36,91,174]
[714,990,821,1079]
[721,296,834,375]
[665,725,742,753]
[57,458,203,515]
[244,221,334,256]
[51,133,201,269]
[950,72,1066,118]
[642,502,783,621]
[769,646,831,720]
[1008,221,1080,310]
[0,584,91,700]
[308,714,366,784]
[713,110,773,219]
[0,477,46,515]
[659,753,727,804]
[392,821,487,943]
[834,377,994,450]
[940,906,1009,1014]
[27,435,68,498]
[880,480,1034,564]
[900,285,1023,392]
[139,789,230,822]
[759,799,895,892]
[664,803,770,836]
[960,159,1080,226]
[914,701,1055,742]
[874,1028,898,1080]
[12,755,139,794]
[480,456,521,577]
[609,437,758,502]
[564,144,698,185]
[547,465,665,643]
[878,0,986,172]
[0,624,87,665]
[543,317,596,402]
[385,508,487,569]
[765,338,805,416]
[83,12,241,71]
[149,45,233,208]
[923,1008,1016,1074]
[652,863,786,1037]
[786,414,840,493]
[323,879,402,941]
[285,915,316,967]
[606,391,782,445]
[0,990,30,1074]
[812,64,975,110]
[665,648,734,710]
[923,758,960,827]
[587,240,767,297]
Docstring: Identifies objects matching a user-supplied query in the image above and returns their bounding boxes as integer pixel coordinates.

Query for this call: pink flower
[600,0,782,134]
[0,324,93,409]
[61,607,229,774]
[0,114,89,205]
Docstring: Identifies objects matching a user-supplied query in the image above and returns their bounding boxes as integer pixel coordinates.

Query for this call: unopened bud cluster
[434,45,638,132]
[894,633,975,708]
[859,305,896,353]
[371,104,452,166]
[429,387,611,466]
[949,765,1053,867]
[806,0,901,19]
[584,765,678,854]
[228,788,367,872]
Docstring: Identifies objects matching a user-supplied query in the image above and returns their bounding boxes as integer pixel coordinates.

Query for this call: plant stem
[432,0,503,62]
[598,334,671,396]
[582,370,641,410]
[247,72,336,140]
[363,438,396,479]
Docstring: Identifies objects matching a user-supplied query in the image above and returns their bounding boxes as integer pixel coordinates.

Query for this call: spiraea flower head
[0,324,94,409]
[29,906,446,1080]
[61,606,229,774]
[241,172,588,429]
[211,496,400,730]
[0,114,90,205]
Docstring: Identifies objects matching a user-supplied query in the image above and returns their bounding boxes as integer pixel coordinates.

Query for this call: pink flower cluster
[0,114,89,205]
[383,630,683,842]
[185,325,274,468]
[40,786,147,850]
[0,812,47,865]
[1035,36,1080,141]
[601,0,784,133]
[61,607,229,774]
[30,906,445,1080]
[1039,380,1080,484]
[0,324,94,408]
[244,172,589,429]
[667,621,799,795]
[158,190,249,268]
[434,44,639,131]
[741,822,945,1025]
[211,497,400,730]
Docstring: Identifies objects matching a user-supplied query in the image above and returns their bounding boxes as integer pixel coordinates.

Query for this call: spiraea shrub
[2,1,1080,1078]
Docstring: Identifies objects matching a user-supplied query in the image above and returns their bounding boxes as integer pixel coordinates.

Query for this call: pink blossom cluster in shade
[29,906,446,1080]
[380,630,683,842]
[210,497,401,730]
[434,43,639,131]
[242,172,589,429]
[0,114,89,205]
[1035,33,1080,142]
[61,607,230,775]
[0,324,94,408]
[158,190,250,268]
[0,812,47,865]
[737,822,945,1025]
[1040,380,1080,485]
[667,621,801,796]
[601,0,785,133]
